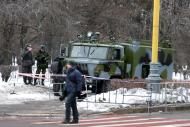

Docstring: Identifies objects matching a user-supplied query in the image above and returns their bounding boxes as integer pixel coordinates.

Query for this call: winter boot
[34,79,37,86]
[23,77,28,85]
[71,119,78,124]
[41,79,45,85]
[62,119,70,124]
[28,81,33,85]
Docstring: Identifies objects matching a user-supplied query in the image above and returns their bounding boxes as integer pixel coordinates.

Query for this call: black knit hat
[25,44,32,49]
[67,61,75,66]
[40,45,45,49]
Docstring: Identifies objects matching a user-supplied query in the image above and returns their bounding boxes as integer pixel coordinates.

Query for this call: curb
[111,103,190,114]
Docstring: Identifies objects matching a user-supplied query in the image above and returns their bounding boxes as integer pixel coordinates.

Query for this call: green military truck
[61,33,173,93]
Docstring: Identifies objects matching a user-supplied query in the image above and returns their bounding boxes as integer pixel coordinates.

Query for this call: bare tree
[0,0,190,74]
[160,0,190,72]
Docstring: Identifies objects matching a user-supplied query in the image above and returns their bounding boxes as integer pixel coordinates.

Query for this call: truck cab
[66,43,125,79]
[60,39,125,93]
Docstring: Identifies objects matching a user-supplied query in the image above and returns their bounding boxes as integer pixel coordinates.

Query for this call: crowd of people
[21,44,83,124]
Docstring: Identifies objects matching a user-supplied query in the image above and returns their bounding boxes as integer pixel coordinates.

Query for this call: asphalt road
[1,111,190,127]
[0,99,96,117]
[0,100,64,116]
[1,100,190,127]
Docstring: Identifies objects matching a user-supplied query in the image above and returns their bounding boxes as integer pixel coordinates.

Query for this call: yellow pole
[152,0,160,63]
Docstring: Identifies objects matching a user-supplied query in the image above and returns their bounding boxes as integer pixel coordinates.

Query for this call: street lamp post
[147,0,162,93]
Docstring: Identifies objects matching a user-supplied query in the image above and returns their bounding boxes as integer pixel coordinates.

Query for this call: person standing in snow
[50,57,65,96]
[21,44,34,85]
[60,61,83,124]
[34,45,49,86]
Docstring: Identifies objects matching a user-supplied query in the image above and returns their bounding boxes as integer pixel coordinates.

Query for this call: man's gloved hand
[59,96,65,101]
[76,91,81,98]
[59,90,67,101]
[63,90,67,97]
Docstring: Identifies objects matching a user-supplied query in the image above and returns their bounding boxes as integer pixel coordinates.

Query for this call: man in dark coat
[50,57,65,96]
[34,45,49,85]
[21,44,34,85]
[61,61,83,124]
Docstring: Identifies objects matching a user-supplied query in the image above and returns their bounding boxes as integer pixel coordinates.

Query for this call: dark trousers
[52,76,65,96]
[34,67,46,84]
[65,92,79,121]
[22,66,32,84]
[53,81,62,96]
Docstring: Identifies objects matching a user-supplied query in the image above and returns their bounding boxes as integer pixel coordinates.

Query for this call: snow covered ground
[0,69,190,112]
[0,70,56,105]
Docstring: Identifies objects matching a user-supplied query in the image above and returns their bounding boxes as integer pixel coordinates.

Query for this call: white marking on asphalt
[88,119,187,127]
[80,115,138,122]
[33,115,138,125]
[34,121,62,124]
[150,123,190,127]
[57,118,165,126]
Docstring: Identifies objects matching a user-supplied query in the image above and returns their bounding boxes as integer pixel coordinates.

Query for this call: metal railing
[82,78,190,114]
[6,69,190,115]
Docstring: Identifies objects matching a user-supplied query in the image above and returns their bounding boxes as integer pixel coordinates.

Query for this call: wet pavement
[1,100,190,127]
[0,99,95,117]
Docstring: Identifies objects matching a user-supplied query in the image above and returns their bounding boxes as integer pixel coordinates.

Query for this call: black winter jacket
[65,67,83,93]
[22,50,34,67]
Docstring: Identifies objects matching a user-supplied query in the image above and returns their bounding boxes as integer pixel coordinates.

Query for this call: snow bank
[0,71,55,105]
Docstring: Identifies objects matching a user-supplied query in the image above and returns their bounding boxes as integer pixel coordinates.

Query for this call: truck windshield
[70,45,108,59]
[71,46,90,58]
[89,47,108,59]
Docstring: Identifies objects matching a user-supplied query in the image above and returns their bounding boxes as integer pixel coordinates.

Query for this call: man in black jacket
[51,57,65,96]
[34,45,49,85]
[21,44,34,85]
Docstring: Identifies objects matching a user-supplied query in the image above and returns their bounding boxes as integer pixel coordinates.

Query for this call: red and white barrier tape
[17,72,190,84]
